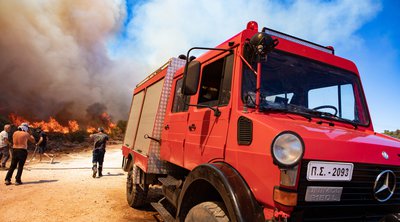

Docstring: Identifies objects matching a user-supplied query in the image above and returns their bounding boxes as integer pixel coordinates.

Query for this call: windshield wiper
[307,110,358,129]
[261,104,359,129]
[265,104,358,129]
[261,106,312,121]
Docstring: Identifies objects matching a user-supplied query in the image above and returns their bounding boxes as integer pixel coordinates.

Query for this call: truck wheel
[126,166,148,208]
[185,201,229,222]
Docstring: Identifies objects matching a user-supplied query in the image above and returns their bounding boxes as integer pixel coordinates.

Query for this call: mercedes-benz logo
[382,151,389,160]
[373,170,396,202]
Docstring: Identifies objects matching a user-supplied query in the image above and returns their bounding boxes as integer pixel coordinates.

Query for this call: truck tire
[184,201,230,222]
[126,166,148,208]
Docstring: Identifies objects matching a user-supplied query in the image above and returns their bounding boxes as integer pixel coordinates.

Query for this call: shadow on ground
[20,179,59,185]
[104,172,124,177]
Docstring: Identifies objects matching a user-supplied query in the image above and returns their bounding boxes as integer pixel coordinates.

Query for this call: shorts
[38,146,47,154]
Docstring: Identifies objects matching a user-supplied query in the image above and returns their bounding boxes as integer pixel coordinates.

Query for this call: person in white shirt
[0,124,11,168]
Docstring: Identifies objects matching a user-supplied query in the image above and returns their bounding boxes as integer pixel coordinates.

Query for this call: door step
[151,201,175,222]
[158,175,182,190]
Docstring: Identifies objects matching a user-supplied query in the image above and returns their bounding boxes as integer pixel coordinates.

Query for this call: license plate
[307,161,353,181]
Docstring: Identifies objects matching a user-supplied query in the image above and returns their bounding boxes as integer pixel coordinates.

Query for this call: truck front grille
[291,160,400,222]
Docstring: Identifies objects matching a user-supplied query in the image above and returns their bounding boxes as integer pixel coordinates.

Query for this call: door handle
[188,124,196,131]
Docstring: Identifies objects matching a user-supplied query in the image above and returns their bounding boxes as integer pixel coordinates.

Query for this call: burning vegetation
[0,101,127,154]
[0,111,126,153]
[8,113,117,135]
[4,103,126,136]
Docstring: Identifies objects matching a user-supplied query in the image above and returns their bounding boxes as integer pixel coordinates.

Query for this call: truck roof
[134,21,361,93]
[134,58,182,94]
[175,22,360,77]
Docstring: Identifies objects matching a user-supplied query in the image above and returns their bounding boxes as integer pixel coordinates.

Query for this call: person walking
[34,128,54,163]
[0,124,12,169]
[89,127,109,178]
[5,124,35,185]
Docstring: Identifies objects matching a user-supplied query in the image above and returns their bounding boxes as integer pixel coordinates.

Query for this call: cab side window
[198,54,234,107]
[172,78,190,113]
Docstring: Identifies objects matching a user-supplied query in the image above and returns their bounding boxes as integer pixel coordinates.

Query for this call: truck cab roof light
[262,27,334,55]
[246,21,258,31]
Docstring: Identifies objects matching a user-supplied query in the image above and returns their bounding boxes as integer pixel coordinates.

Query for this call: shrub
[66,130,87,143]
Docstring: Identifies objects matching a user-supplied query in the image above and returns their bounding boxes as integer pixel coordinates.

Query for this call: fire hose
[26,145,39,165]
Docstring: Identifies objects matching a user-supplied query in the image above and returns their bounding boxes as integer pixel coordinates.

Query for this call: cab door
[184,53,234,170]
[161,77,190,167]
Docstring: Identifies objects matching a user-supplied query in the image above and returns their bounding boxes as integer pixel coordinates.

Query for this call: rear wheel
[184,201,229,222]
[126,165,148,208]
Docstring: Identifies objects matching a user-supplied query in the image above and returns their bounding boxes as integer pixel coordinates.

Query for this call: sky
[113,0,399,132]
[351,0,400,132]
[0,0,398,132]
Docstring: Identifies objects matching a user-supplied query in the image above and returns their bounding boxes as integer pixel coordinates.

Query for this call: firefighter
[34,128,55,163]
[5,124,35,185]
[89,127,109,178]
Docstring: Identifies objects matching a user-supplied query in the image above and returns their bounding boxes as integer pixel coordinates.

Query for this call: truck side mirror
[182,60,201,95]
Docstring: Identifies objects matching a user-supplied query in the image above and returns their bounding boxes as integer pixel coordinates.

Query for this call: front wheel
[126,165,148,208]
[185,201,229,222]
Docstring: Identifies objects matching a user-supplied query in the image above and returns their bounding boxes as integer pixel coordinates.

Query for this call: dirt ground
[0,144,158,222]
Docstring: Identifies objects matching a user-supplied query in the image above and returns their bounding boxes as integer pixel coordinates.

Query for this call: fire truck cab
[122,21,400,222]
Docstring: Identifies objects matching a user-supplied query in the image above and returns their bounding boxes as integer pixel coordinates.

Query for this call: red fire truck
[121,21,400,221]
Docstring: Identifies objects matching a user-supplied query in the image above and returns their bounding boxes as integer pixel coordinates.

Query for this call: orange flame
[100,112,116,134]
[68,120,79,133]
[86,126,96,134]
[30,117,70,133]
[8,113,116,134]
[8,113,29,127]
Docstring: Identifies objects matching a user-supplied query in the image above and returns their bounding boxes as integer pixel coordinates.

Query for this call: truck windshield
[242,51,370,126]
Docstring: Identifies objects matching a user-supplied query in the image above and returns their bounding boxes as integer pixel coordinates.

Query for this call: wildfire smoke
[0,1,135,123]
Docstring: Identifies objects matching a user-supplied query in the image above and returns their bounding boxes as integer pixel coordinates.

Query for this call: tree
[0,114,11,131]
[117,120,127,134]
[383,129,400,139]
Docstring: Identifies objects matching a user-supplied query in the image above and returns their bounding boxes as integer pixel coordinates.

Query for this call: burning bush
[66,130,87,143]
[6,113,125,145]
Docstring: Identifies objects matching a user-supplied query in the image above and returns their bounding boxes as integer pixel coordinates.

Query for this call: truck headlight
[272,132,304,168]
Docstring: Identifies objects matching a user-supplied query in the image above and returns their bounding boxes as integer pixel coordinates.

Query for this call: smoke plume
[0,0,135,123]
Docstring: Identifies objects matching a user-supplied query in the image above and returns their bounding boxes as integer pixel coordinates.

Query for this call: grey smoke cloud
[0,0,134,123]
